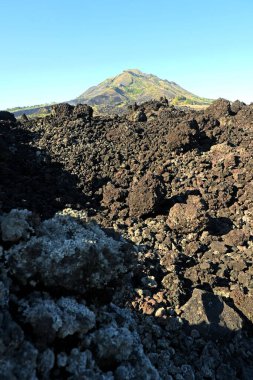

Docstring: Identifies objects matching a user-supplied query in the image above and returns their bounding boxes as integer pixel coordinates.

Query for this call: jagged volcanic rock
[128,173,166,218]
[1,97,253,379]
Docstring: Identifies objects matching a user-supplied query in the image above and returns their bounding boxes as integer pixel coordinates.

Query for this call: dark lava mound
[0,98,253,379]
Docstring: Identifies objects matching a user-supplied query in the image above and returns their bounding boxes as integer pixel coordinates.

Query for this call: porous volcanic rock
[205,98,233,119]
[73,103,93,119]
[0,209,33,242]
[102,182,126,206]
[129,109,147,122]
[181,289,243,338]
[167,195,208,233]
[128,173,166,218]
[166,119,199,152]
[51,103,74,117]
[230,100,246,114]
[1,96,253,379]
[223,228,248,247]
[18,293,96,343]
[7,209,134,293]
[230,289,253,323]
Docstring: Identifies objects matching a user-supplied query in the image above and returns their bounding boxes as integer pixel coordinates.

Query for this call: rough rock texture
[1,97,253,379]
[205,98,232,118]
[230,100,246,114]
[129,109,148,122]
[73,103,93,119]
[51,103,74,118]
[180,288,243,338]
[7,210,133,292]
[18,293,96,341]
[167,195,208,233]
[128,173,165,217]
[166,119,199,152]
[1,209,33,242]
[230,289,253,323]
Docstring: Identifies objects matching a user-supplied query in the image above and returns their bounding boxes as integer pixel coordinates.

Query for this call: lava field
[0,98,253,379]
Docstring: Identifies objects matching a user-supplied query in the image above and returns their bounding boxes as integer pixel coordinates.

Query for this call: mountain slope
[7,69,213,117]
[71,69,212,113]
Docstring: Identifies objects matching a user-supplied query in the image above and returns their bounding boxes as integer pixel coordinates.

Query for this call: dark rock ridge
[1,97,253,379]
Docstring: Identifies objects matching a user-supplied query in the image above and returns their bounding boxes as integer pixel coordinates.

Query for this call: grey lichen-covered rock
[18,293,96,342]
[114,350,160,380]
[37,349,55,379]
[93,326,134,362]
[7,211,133,292]
[0,311,38,380]
[90,305,160,380]
[57,352,68,368]
[114,364,157,380]
[0,266,10,308]
[66,348,101,378]
[0,209,33,242]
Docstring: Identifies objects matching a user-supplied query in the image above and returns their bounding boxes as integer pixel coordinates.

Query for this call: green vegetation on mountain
[7,69,213,117]
[73,69,212,113]
[7,103,54,118]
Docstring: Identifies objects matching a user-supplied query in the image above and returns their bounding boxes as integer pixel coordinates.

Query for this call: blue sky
[1,0,253,109]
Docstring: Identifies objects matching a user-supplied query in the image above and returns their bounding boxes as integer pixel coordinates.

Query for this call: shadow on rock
[1,208,253,380]
[207,216,233,236]
[0,120,86,218]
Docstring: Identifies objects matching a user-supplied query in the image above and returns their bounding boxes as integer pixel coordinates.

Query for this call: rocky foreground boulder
[0,110,16,122]
[128,173,166,218]
[167,195,208,233]
[0,98,253,379]
[5,209,133,292]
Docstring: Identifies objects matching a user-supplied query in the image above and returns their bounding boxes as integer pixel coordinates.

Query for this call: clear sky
[1,0,253,109]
